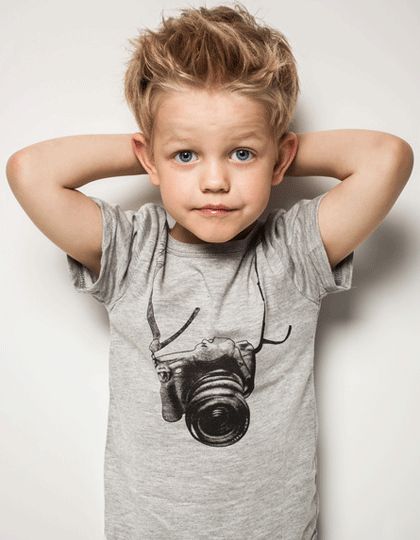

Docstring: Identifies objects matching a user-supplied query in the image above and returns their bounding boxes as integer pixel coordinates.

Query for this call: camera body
[154,336,255,447]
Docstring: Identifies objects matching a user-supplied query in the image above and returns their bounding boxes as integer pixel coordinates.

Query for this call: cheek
[159,180,187,210]
[243,182,271,212]
[163,180,187,199]
[241,179,269,199]
[164,172,191,195]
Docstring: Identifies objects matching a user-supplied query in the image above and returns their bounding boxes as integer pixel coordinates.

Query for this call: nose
[199,159,230,192]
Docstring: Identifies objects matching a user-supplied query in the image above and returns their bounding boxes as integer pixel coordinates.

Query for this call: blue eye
[174,150,197,164]
[232,148,254,162]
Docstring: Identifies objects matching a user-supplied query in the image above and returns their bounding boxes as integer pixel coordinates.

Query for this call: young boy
[6,3,413,539]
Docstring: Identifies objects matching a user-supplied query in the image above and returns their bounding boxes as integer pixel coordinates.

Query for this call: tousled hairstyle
[123,2,300,159]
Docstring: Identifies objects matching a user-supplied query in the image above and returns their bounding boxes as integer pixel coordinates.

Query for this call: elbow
[6,152,23,185]
[389,134,414,164]
[379,135,415,185]
[392,137,414,184]
[398,138,414,168]
[6,150,31,186]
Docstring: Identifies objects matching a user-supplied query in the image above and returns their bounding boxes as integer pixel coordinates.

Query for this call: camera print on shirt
[146,251,292,448]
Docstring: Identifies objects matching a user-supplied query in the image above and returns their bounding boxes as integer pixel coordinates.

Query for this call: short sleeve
[272,193,354,304]
[66,195,141,309]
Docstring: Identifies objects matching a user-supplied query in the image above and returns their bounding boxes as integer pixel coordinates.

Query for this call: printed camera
[154,337,255,447]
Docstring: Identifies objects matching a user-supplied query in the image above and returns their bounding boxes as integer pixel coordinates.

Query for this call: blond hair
[123,2,300,158]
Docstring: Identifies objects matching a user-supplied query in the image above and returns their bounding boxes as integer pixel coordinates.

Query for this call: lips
[198,204,233,210]
[195,206,235,216]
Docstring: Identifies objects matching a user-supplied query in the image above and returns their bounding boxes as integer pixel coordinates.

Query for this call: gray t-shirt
[66,193,354,540]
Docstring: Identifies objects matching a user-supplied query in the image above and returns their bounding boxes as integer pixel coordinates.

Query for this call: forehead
[154,89,270,142]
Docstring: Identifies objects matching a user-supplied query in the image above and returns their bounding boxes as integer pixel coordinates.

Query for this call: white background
[1,1,419,539]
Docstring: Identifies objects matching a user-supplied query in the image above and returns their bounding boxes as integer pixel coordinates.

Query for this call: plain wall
[1,0,419,538]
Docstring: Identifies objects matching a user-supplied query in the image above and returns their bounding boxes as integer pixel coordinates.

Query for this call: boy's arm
[6,134,146,277]
[285,129,414,269]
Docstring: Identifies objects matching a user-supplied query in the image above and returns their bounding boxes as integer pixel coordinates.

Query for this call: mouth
[195,208,236,216]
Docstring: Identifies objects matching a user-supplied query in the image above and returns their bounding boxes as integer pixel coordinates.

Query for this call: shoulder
[135,201,167,227]
[260,196,322,248]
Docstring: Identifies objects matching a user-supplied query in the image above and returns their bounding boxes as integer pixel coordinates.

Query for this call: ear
[271,132,299,187]
[131,132,160,186]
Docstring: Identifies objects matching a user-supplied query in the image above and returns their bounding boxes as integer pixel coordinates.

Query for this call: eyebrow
[163,129,267,145]
[230,130,267,142]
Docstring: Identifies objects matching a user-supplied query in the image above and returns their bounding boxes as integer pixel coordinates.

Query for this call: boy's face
[133,88,297,244]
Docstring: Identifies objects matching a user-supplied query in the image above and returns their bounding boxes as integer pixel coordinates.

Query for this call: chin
[202,231,240,244]
[176,219,249,244]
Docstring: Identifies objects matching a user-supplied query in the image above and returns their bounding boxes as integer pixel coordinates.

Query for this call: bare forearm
[286,129,404,180]
[9,133,145,189]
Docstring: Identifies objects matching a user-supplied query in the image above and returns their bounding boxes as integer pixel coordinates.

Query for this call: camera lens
[185,369,250,447]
